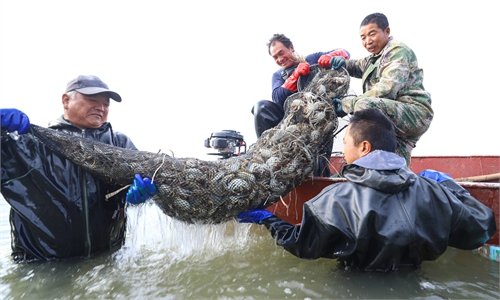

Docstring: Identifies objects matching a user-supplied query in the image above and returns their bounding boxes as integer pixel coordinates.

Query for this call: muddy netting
[30,66,350,223]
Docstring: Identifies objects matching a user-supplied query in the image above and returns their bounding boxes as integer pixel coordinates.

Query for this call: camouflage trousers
[343,96,434,165]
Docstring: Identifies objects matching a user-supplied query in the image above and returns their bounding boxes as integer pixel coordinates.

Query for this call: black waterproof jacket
[262,150,496,271]
[1,117,136,262]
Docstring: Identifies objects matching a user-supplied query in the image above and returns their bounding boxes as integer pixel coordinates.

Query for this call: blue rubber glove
[236,209,274,224]
[1,108,30,134]
[419,169,453,183]
[126,174,157,205]
[330,56,346,70]
[332,98,347,118]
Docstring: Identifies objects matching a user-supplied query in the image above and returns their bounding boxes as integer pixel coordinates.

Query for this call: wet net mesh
[31,66,350,224]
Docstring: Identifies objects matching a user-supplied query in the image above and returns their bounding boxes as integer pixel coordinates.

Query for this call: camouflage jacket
[344,38,431,109]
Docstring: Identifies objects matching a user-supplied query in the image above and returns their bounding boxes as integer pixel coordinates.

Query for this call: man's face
[360,23,390,55]
[270,41,298,69]
[63,92,110,129]
[343,125,364,164]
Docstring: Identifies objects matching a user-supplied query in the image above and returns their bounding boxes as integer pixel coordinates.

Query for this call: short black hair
[361,13,389,30]
[349,108,397,152]
[267,33,293,55]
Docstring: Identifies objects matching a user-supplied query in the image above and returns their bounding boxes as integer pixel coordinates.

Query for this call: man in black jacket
[237,108,496,271]
[1,75,151,262]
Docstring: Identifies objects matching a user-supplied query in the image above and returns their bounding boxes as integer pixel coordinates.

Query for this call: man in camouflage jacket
[326,12,433,164]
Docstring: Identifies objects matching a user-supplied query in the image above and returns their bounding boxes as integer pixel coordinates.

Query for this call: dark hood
[342,150,416,193]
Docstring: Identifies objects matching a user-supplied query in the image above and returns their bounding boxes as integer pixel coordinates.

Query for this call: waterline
[0,198,498,299]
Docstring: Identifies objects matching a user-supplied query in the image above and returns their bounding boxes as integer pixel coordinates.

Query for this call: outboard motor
[204,130,246,159]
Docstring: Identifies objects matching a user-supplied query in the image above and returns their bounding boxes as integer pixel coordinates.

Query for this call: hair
[267,33,293,55]
[360,12,389,30]
[349,108,397,152]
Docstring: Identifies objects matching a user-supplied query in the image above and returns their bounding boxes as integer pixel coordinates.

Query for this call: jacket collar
[342,150,415,193]
[353,150,406,170]
[48,115,110,132]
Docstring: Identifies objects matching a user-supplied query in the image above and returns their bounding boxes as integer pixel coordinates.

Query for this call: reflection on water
[1,199,499,299]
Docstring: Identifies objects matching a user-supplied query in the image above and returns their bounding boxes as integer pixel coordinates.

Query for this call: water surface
[0,199,498,299]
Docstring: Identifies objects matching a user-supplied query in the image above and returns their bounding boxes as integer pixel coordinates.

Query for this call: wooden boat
[267,155,500,261]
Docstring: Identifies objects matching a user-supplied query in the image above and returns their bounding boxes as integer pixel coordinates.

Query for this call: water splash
[116,201,254,265]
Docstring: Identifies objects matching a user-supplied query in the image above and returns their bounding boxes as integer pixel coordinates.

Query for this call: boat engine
[204,130,246,159]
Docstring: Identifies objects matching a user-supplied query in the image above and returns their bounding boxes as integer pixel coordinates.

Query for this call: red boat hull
[267,155,500,245]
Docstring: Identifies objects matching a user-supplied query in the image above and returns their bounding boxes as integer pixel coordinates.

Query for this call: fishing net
[30,66,350,223]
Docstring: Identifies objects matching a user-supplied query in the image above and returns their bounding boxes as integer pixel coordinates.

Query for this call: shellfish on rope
[29,66,350,224]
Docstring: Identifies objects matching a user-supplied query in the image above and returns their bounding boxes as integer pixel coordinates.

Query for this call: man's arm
[440,180,496,249]
[114,131,137,150]
[271,51,326,107]
[262,204,350,259]
[271,70,294,108]
[345,57,368,78]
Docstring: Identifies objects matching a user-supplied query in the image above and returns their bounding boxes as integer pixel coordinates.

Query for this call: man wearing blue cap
[1,75,155,262]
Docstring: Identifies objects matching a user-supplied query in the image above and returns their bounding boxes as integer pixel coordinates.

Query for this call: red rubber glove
[318,49,350,68]
[282,62,310,92]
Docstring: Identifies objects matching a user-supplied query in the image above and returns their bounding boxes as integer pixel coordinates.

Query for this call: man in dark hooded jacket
[1,75,153,262]
[237,108,496,271]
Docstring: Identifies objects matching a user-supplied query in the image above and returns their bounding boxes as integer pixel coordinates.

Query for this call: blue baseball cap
[65,75,122,102]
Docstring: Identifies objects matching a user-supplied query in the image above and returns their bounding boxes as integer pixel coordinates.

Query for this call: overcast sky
[1,0,499,159]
